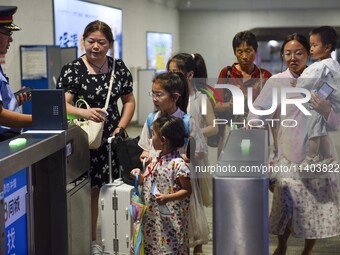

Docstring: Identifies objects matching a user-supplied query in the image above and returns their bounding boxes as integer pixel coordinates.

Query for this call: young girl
[138,71,209,254]
[138,71,207,162]
[131,115,192,254]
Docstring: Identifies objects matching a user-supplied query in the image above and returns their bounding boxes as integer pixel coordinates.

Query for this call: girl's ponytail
[173,72,189,113]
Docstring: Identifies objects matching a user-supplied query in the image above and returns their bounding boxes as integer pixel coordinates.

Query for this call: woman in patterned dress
[56,20,135,255]
[248,33,340,255]
[132,115,192,254]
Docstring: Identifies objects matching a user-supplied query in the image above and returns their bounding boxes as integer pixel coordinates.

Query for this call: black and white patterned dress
[57,55,133,187]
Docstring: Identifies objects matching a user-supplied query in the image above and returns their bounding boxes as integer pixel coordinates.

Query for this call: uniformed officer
[0,6,31,142]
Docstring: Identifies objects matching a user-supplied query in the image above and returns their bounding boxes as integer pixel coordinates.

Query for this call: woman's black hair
[83,20,114,45]
[310,26,338,51]
[280,33,310,56]
[193,53,208,79]
[167,53,208,78]
[166,53,195,76]
[153,114,188,150]
[280,33,310,71]
[232,31,258,52]
[152,72,189,113]
[167,53,208,91]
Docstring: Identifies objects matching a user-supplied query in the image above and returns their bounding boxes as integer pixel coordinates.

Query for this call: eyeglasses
[283,50,306,58]
[0,30,13,36]
[148,91,168,99]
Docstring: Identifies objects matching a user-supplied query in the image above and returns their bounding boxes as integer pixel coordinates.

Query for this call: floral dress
[138,108,209,246]
[56,56,133,187]
[249,68,340,238]
[142,151,190,255]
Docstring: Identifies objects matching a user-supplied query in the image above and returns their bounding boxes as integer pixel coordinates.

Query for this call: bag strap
[259,67,263,89]
[75,98,90,109]
[182,114,191,145]
[182,113,191,136]
[75,58,115,112]
[147,111,191,144]
[147,111,157,137]
[104,59,116,109]
[226,66,232,79]
[223,66,233,102]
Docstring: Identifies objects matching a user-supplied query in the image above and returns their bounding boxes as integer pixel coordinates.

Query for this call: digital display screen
[146,32,173,73]
[53,0,122,59]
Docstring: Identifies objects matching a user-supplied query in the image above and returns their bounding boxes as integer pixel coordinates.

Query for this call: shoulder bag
[73,64,116,149]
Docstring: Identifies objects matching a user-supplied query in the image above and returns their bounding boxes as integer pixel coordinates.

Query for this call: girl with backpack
[138,71,209,255]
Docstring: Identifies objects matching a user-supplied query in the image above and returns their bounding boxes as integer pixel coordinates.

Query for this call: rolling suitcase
[100,137,135,255]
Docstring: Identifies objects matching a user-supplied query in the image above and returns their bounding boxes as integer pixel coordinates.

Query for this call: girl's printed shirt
[141,151,191,254]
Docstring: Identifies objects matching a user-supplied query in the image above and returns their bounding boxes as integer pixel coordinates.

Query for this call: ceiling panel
[151,0,340,11]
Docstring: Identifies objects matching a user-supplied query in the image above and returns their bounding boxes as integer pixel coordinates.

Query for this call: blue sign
[4,169,28,255]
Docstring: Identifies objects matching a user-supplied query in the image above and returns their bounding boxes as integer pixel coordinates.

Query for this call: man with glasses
[0,6,31,142]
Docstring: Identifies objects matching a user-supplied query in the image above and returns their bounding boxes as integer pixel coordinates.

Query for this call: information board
[4,169,28,255]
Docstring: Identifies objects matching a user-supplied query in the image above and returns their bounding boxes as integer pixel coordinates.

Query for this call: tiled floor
[97,125,340,255]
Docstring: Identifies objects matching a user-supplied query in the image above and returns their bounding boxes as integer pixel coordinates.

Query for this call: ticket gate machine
[213,129,269,255]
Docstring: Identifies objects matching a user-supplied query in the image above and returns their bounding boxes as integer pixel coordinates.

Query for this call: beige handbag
[73,66,116,149]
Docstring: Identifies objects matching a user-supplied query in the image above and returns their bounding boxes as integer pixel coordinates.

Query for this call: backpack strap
[147,111,157,137]
[223,66,233,102]
[226,66,232,79]
[147,111,191,144]
[182,114,191,136]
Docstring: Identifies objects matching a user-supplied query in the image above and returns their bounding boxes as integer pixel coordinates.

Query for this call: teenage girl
[167,53,215,253]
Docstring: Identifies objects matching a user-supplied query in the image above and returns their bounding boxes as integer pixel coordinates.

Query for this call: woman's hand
[311,92,332,119]
[83,108,106,122]
[15,86,31,106]
[112,127,121,137]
